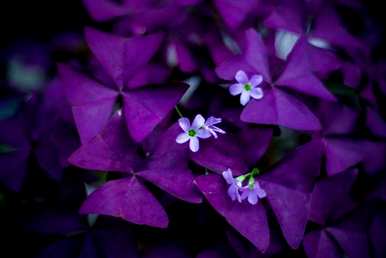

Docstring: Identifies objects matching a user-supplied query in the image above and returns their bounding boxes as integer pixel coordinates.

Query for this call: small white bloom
[222,169,243,202]
[176,114,210,152]
[202,116,226,138]
[176,114,226,152]
[229,70,264,106]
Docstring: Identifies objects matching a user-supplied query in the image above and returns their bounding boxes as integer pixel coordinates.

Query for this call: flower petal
[189,137,200,152]
[205,116,222,126]
[197,129,211,139]
[248,191,258,205]
[250,87,264,100]
[227,184,238,201]
[222,169,234,184]
[250,75,263,87]
[178,117,190,132]
[256,184,267,198]
[176,133,190,144]
[240,91,251,106]
[192,114,205,129]
[235,70,249,84]
[229,83,244,96]
[240,188,249,200]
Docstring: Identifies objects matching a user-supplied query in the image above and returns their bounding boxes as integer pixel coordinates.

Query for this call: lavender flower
[229,70,264,106]
[176,114,225,152]
[222,168,266,205]
[222,168,242,202]
[176,115,211,152]
[202,116,226,138]
[240,181,267,205]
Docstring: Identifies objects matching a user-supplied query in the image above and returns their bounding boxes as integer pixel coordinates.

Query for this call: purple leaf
[309,169,358,225]
[195,174,270,252]
[122,84,188,142]
[191,134,249,175]
[215,56,255,81]
[58,64,118,144]
[69,114,141,173]
[214,0,258,29]
[264,2,304,34]
[312,7,363,51]
[304,230,341,258]
[80,177,169,228]
[85,27,163,88]
[326,212,370,258]
[276,38,336,101]
[244,29,271,83]
[83,0,131,21]
[323,138,362,176]
[259,140,322,248]
[137,168,202,203]
[241,88,321,131]
[366,107,386,138]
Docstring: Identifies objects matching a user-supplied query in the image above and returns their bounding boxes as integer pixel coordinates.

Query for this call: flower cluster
[223,168,266,205]
[0,0,385,258]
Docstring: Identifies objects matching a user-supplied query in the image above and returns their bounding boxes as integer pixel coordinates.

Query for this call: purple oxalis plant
[1,1,385,257]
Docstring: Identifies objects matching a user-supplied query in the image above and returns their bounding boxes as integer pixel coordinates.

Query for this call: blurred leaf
[326,82,361,107]
[0,99,20,120]
[7,58,46,91]
[0,144,17,154]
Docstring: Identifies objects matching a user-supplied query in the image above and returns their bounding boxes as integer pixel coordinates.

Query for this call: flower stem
[175,106,183,118]
[250,168,260,177]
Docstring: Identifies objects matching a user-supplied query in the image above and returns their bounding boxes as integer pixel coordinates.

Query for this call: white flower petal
[240,188,249,200]
[205,116,222,126]
[250,87,264,100]
[248,191,258,205]
[178,117,191,132]
[227,185,238,201]
[222,169,234,184]
[176,132,190,144]
[189,137,200,152]
[257,189,267,198]
[235,70,249,84]
[229,83,244,96]
[209,126,226,138]
[250,74,263,87]
[255,182,267,198]
[240,90,251,106]
[192,114,205,129]
[197,128,211,139]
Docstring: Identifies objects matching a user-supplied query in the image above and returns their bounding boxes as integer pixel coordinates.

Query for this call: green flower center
[188,129,197,137]
[244,83,252,91]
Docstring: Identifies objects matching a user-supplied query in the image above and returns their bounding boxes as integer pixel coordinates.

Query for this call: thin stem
[175,106,183,118]
[250,168,260,177]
